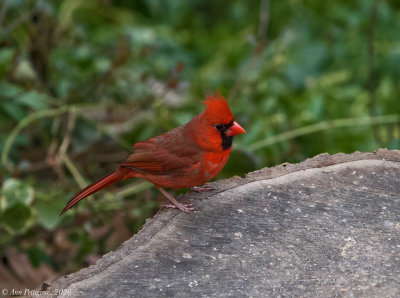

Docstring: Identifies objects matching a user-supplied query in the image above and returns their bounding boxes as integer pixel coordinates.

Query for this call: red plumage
[61,91,245,214]
[202,91,233,123]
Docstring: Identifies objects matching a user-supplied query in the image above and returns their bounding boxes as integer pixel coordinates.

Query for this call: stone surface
[44,149,400,297]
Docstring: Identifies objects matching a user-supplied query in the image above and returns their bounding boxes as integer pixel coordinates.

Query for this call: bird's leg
[156,187,194,213]
[190,185,214,192]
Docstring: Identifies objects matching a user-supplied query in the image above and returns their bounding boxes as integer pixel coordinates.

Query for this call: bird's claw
[190,186,214,193]
[164,203,195,213]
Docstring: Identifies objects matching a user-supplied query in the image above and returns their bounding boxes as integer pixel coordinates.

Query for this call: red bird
[61,92,245,214]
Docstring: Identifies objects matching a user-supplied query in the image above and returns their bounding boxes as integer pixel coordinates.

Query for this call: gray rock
[43,149,400,297]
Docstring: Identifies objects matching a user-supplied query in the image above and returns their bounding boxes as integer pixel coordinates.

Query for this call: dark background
[0,0,399,289]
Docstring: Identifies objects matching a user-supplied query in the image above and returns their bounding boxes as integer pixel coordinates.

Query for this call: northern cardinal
[61,91,245,214]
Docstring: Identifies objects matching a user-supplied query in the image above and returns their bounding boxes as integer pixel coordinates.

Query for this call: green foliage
[35,194,66,230]
[0,0,399,281]
[1,178,34,208]
[1,179,33,233]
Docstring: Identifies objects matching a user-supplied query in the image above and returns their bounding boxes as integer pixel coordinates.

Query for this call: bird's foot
[190,185,214,193]
[164,203,194,213]
[156,186,195,213]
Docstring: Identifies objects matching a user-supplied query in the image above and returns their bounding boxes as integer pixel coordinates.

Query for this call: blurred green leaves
[35,199,64,230]
[1,179,33,233]
[1,178,34,208]
[2,203,32,232]
[0,178,69,234]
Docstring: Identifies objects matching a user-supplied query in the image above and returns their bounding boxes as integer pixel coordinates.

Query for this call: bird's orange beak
[226,121,246,137]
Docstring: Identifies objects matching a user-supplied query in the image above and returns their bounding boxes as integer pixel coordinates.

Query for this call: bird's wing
[120,126,200,175]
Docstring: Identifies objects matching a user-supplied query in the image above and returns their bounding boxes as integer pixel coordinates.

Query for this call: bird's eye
[215,124,223,130]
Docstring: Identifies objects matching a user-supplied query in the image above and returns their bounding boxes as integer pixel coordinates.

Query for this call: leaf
[27,247,54,268]
[0,48,14,76]
[13,59,37,81]
[307,95,324,121]
[35,199,65,230]
[1,178,34,209]
[1,101,26,121]
[17,91,50,110]
[0,227,13,244]
[388,138,399,150]
[0,82,22,97]
[2,203,31,232]
[76,231,96,259]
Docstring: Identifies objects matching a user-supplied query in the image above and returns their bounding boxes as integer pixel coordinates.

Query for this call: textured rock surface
[44,150,400,297]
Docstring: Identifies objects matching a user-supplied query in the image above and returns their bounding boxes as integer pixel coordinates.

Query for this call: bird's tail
[60,167,131,215]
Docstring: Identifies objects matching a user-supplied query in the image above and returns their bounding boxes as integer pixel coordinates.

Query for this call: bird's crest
[202,91,233,124]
